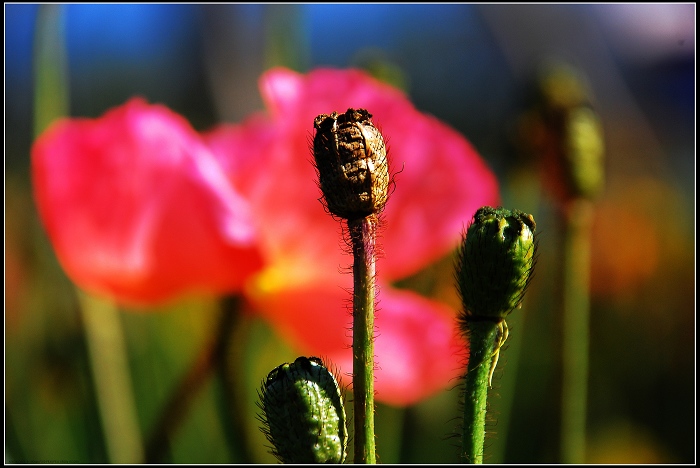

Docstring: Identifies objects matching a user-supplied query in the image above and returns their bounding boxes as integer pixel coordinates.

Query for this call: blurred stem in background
[33,6,252,462]
[523,61,605,463]
[145,296,251,463]
[33,3,68,139]
[34,5,144,463]
[560,200,594,463]
[263,3,310,72]
[77,293,144,463]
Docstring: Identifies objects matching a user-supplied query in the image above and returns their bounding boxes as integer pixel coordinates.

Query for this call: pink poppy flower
[31,98,264,305]
[32,68,499,406]
[205,67,500,406]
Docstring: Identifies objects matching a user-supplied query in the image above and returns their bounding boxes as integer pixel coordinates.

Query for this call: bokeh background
[5,4,695,464]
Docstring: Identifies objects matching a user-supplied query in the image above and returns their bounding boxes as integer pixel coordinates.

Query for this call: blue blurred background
[5,4,695,463]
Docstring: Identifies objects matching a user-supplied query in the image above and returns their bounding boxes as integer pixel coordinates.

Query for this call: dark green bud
[456,207,538,322]
[258,356,347,464]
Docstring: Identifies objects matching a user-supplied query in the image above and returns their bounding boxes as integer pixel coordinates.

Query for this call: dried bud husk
[313,108,389,220]
[456,206,538,322]
[258,356,347,464]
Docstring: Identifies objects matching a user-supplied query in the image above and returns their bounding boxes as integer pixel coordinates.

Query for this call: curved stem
[461,319,499,464]
[144,296,244,463]
[483,310,524,464]
[349,215,377,464]
[217,297,256,463]
[560,200,593,463]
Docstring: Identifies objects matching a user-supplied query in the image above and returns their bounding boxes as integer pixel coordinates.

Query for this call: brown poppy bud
[312,108,390,220]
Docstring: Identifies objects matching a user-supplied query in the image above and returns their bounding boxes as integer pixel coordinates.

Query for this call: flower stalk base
[349,215,378,464]
[461,319,500,464]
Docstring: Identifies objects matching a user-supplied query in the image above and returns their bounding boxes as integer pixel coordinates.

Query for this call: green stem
[485,311,524,464]
[144,296,244,463]
[217,297,256,463]
[33,3,69,138]
[349,215,377,464]
[77,291,144,464]
[560,199,593,463]
[461,319,500,464]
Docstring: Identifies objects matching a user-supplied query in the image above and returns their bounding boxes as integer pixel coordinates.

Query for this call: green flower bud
[565,106,605,200]
[313,108,390,220]
[456,206,538,322]
[537,61,605,202]
[258,356,347,464]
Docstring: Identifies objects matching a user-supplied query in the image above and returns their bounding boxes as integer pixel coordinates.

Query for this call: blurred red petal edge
[248,279,466,407]
[372,286,466,406]
[31,97,264,307]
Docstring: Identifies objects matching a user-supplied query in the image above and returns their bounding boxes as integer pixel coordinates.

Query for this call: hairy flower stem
[349,215,378,464]
[456,207,538,464]
[461,320,500,464]
[560,200,593,463]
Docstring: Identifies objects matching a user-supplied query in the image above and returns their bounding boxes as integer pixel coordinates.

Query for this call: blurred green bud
[456,207,538,322]
[521,60,605,203]
[538,60,587,110]
[565,106,605,200]
[258,356,347,464]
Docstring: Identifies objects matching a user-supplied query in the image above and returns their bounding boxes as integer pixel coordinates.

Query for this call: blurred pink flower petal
[32,97,264,305]
[205,113,344,286]
[206,67,500,405]
[208,67,500,281]
[32,68,500,405]
[246,279,464,407]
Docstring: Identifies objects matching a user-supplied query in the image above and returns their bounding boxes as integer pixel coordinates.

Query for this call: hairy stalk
[313,109,389,464]
[349,215,378,464]
[461,320,500,464]
[456,207,538,464]
[560,200,593,463]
